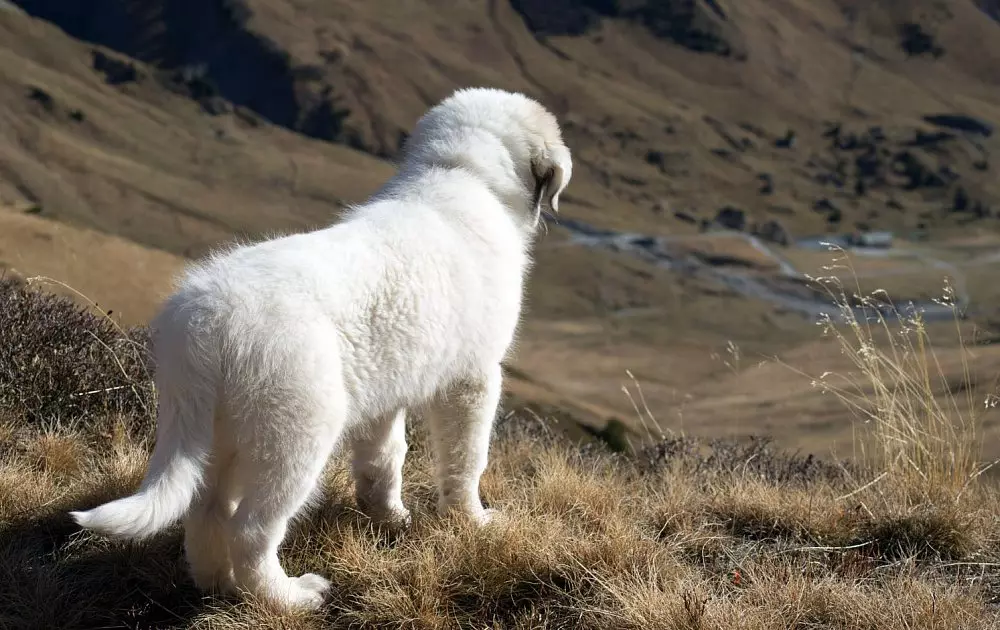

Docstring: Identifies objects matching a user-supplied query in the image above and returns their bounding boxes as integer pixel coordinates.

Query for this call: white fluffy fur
[69,87,572,611]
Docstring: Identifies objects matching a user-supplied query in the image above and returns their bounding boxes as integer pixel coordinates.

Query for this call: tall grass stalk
[802,245,996,502]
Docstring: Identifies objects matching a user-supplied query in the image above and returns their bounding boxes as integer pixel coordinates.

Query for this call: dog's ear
[531,143,571,224]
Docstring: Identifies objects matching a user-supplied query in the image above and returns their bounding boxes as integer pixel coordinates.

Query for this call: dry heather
[1,279,999,629]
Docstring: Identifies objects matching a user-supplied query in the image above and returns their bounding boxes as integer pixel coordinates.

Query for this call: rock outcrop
[510,0,744,57]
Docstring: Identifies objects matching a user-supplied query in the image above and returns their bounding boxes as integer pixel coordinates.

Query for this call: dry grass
[2,280,1000,629]
[801,247,999,498]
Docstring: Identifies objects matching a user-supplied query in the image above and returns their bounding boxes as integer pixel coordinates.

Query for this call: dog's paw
[360,499,413,531]
[439,503,504,529]
[473,508,505,528]
[294,572,331,595]
[385,507,413,533]
[282,573,331,611]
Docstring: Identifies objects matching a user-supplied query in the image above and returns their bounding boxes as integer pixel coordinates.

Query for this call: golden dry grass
[2,408,998,629]
[2,271,1000,629]
[799,248,998,491]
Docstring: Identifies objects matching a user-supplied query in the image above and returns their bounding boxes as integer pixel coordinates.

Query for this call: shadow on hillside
[0,487,205,629]
[0,478,421,629]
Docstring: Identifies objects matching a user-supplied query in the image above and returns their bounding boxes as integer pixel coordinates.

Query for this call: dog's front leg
[426,365,502,526]
[350,408,412,529]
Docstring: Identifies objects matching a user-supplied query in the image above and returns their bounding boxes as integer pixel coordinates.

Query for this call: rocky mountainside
[4,0,1000,256]
[3,1,1000,449]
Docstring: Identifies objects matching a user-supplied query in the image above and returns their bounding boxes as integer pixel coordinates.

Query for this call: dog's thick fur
[69,87,572,611]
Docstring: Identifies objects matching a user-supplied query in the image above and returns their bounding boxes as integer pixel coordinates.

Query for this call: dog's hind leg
[184,449,241,594]
[425,363,502,526]
[225,340,348,612]
[226,400,343,611]
[350,409,411,528]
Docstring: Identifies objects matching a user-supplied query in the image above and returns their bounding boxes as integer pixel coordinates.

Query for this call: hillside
[0,7,393,258]
[3,3,1000,626]
[1,280,998,628]
[0,201,183,323]
[2,0,1000,456]
[8,0,1000,241]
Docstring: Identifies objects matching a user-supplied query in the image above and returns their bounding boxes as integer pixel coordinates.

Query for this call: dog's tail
[71,304,218,539]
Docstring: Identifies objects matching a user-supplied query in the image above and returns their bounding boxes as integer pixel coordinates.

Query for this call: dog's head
[400,87,572,230]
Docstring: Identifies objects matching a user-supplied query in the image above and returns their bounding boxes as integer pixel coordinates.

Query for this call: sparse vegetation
[802,248,997,497]
[1,274,999,628]
[0,276,153,429]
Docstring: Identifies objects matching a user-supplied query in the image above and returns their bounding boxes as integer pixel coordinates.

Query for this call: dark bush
[0,277,154,426]
[640,434,853,487]
[899,23,944,58]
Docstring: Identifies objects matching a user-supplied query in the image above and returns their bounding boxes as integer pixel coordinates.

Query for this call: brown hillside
[0,9,392,257]
[0,202,183,324]
[2,0,1000,455]
[5,1,1000,248]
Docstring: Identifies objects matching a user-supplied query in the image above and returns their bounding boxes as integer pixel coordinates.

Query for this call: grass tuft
[801,248,998,500]
[0,277,154,433]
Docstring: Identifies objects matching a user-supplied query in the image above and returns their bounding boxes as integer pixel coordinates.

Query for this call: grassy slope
[0,10,393,258]
[0,281,998,628]
[4,1,1000,264]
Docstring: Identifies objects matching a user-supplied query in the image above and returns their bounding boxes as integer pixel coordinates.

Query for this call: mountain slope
[0,202,183,324]
[0,8,392,258]
[3,1,1000,452]
[7,0,1000,246]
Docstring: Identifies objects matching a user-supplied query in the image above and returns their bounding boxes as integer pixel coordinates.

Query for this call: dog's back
[161,164,529,423]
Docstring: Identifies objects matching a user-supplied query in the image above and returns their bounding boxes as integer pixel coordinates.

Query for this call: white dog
[70,87,571,611]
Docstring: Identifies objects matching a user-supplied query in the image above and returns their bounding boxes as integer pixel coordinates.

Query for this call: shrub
[0,277,154,428]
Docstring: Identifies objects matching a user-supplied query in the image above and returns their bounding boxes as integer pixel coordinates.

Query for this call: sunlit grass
[1,268,998,629]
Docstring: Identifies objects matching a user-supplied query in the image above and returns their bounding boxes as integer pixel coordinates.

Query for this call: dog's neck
[397,127,538,234]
